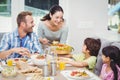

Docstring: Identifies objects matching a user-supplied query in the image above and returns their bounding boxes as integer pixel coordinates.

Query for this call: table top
[0,60,101,80]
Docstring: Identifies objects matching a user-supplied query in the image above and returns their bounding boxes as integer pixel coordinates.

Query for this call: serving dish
[50,43,74,54]
[1,66,17,78]
[31,54,46,65]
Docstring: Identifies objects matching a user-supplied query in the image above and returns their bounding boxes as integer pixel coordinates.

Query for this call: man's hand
[11,47,31,57]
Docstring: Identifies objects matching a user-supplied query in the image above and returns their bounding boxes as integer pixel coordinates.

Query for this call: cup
[59,61,65,70]
[7,59,13,66]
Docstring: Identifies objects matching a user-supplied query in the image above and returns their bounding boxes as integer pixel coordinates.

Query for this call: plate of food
[51,43,74,55]
[31,54,46,65]
[67,69,92,80]
[1,66,17,78]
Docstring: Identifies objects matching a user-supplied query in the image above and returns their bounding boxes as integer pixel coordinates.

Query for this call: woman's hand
[40,38,49,45]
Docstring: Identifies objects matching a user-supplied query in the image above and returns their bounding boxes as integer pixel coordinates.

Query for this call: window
[24,0,59,32]
[108,0,120,32]
[25,0,59,17]
[0,0,11,16]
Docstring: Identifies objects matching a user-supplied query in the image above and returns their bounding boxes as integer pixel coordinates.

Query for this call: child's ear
[86,49,90,53]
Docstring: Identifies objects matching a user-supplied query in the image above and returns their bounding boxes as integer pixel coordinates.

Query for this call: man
[0,11,43,59]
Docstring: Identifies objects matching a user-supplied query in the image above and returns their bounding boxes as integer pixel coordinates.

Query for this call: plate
[67,69,92,80]
[31,54,46,65]
[50,43,74,55]
[13,58,28,62]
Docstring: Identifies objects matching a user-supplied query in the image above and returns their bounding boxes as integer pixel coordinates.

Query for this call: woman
[37,5,68,47]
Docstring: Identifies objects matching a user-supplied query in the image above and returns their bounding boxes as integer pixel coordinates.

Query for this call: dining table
[0,62,101,80]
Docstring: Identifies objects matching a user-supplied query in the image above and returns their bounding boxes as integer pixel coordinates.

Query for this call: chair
[111,42,120,49]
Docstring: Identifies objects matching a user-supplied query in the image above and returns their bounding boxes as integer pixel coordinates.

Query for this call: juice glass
[7,59,13,66]
[59,61,65,70]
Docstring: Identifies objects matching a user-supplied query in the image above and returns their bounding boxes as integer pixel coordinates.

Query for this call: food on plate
[52,41,59,46]
[18,66,42,75]
[20,58,28,62]
[31,55,46,65]
[31,74,46,80]
[36,54,45,59]
[16,61,28,70]
[14,58,27,62]
[51,43,73,54]
[1,66,17,77]
[70,70,89,77]
[16,61,42,75]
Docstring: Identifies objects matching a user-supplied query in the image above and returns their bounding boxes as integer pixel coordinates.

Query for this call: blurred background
[0,0,120,53]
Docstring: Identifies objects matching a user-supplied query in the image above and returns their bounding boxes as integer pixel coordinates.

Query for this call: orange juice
[59,61,65,70]
[7,59,13,66]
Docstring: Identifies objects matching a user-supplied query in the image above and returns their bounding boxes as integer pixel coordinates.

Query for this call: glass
[7,59,13,66]
[59,61,65,70]
[1,65,17,78]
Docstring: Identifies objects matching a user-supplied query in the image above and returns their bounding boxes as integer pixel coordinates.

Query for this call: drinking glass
[7,59,13,66]
[59,61,65,70]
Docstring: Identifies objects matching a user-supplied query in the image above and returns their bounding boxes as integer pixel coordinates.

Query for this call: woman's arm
[37,22,49,44]
[66,60,88,68]
[60,26,68,43]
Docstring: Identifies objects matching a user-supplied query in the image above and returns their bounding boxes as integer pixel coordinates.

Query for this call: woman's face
[50,11,63,26]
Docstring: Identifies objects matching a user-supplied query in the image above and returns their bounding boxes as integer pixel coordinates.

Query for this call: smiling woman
[37,5,68,49]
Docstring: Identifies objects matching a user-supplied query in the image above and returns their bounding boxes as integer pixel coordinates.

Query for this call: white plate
[67,69,92,80]
[31,55,46,65]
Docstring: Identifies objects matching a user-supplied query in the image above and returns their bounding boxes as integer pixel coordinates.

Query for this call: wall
[0,0,110,53]
[62,0,108,53]
[11,0,24,30]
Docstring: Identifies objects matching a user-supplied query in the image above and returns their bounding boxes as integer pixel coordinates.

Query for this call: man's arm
[0,49,13,59]
[0,47,31,59]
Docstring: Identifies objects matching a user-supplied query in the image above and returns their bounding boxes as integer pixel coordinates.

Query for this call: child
[61,37,101,71]
[100,46,120,80]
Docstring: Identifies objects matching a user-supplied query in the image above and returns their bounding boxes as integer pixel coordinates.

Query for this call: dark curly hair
[84,38,101,56]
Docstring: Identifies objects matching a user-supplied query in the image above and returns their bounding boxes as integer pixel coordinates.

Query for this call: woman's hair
[102,46,120,80]
[41,5,64,21]
[84,38,101,56]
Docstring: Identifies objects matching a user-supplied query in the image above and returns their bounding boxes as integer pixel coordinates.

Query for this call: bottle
[43,60,49,77]
[50,60,57,76]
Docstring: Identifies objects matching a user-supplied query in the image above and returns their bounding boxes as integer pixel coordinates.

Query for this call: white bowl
[31,55,46,65]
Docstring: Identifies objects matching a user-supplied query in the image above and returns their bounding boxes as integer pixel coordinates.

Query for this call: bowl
[31,54,46,65]
[1,66,17,78]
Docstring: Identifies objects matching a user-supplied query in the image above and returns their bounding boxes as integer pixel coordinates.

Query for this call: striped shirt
[0,29,43,58]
